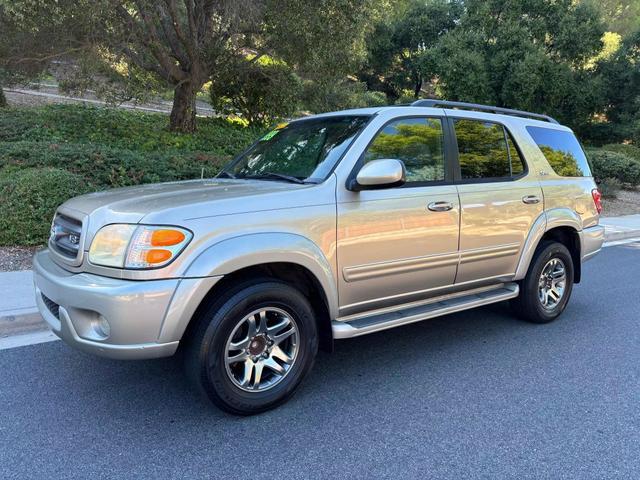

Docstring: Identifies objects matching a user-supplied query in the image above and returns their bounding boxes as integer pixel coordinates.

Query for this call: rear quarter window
[526,126,592,177]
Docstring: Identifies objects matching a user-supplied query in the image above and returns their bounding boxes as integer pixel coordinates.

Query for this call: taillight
[592,188,602,214]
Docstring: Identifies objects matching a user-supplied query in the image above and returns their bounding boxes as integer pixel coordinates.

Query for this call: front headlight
[89,224,192,269]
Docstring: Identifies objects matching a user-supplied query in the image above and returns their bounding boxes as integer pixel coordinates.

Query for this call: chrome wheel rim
[224,307,299,392]
[538,258,566,310]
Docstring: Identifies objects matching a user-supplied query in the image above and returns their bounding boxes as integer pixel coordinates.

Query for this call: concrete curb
[0,311,49,339]
[1,221,640,341]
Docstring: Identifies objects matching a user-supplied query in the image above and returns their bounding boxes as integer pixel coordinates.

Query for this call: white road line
[603,237,640,248]
[0,330,59,351]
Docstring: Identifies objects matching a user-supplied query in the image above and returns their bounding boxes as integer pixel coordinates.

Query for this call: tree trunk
[169,81,198,132]
[0,86,7,108]
[413,74,422,99]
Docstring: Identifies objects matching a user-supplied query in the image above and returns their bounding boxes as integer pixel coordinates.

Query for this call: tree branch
[128,1,188,83]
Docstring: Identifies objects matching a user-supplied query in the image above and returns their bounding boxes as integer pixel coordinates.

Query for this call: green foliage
[602,144,640,162]
[597,30,640,143]
[0,168,92,246]
[265,0,382,82]
[587,149,640,186]
[598,0,640,36]
[540,146,583,177]
[301,80,388,113]
[0,104,261,155]
[429,0,606,131]
[0,142,229,188]
[210,57,303,125]
[0,104,264,245]
[597,177,622,198]
[365,118,445,181]
[360,0,462,100]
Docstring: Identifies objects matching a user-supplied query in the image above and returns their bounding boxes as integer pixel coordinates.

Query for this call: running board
[332,283,519,339]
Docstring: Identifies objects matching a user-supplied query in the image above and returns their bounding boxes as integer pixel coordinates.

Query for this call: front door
[336,116,460,316]
[451,118,544,284]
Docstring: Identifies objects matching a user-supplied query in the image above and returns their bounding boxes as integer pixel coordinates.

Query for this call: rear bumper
[33,250,220,360]
[581,224,605,262]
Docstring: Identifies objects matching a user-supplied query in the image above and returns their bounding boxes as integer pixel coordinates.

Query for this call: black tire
[512,241,574,324]
[183,279,318,415]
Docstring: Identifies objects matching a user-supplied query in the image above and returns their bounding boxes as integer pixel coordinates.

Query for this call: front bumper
[581,224,605,262]
[33,250,182,359]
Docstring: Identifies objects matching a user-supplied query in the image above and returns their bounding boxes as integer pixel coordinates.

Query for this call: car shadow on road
[25,301,536,422]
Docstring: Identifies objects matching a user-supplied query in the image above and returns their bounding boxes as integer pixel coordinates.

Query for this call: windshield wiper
[217,171,236,179]
[243,172,308,184]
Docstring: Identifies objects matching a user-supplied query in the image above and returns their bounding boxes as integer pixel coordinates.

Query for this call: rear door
[451,117,543,284]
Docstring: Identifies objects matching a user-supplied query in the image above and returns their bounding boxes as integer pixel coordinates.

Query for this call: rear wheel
[183,280,318,415]
[512,241,574,324]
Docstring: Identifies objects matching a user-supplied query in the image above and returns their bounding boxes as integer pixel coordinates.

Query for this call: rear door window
[453,119,526,180]
[526,126,591,177]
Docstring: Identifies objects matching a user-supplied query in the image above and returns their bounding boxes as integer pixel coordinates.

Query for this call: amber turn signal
[145,249,172,264]
[151,229,186,247]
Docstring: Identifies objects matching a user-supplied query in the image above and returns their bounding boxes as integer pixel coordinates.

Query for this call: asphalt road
[1,243,639,479]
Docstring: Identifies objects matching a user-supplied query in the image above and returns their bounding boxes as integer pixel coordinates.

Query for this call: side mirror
[349,159,406,191]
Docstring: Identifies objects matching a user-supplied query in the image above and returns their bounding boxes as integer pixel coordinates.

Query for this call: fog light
[95,315,110,338]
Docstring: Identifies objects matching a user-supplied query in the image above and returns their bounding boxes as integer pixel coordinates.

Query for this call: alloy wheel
[224,307,299,392]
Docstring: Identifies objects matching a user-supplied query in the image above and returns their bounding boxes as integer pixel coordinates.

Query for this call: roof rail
[411,99,559,124]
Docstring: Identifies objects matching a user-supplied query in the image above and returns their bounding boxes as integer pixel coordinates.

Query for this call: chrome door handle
[522,195,541,204]
[428,201,454,212]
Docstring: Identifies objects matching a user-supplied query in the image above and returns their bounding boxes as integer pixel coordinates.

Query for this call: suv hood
[60,178,319,237]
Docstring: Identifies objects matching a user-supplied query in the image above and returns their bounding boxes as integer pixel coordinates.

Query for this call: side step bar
[332,283,519,339]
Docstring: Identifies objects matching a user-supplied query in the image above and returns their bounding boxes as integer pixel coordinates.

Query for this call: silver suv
[34,100,604,414]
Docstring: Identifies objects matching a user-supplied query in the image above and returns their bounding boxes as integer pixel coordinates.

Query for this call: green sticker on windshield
[260,122,288,142]
[260,130,279,141]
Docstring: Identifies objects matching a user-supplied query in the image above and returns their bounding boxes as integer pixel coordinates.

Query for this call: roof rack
[411,99,559,124]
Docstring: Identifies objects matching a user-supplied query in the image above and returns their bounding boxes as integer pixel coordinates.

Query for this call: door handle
[428,201,454,212]
[522,195,541,205]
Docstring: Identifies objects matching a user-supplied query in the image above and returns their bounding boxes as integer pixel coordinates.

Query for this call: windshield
[221,115,370,183]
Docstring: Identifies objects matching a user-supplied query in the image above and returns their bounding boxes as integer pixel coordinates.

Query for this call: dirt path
[4,86,216,116]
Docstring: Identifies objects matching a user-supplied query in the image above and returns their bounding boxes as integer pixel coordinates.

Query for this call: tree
[264,0,384,112]
[2,0,383,130]
[597,30,640,143]
[597,0,640,37]
[210,56,302,125]
[428,0,606,130]
[359,0,462,100]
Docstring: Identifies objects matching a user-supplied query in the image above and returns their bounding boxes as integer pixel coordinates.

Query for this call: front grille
[41,293,60,320]
[50,213,83,259]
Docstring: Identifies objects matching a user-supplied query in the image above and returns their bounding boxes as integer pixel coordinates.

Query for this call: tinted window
[454,119,525,180]
[364,117,445,183]
[526,126,591,177]
[223,116,369,182]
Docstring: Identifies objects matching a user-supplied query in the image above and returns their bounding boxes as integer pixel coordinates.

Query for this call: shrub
[0,104,263,155]
[301,79,388,113]
[597,177,622,198]
[0,142,230,189]
[0,168,93,246]
[587,149,640,186]
[601,143,640,162]
[210,57,303,125]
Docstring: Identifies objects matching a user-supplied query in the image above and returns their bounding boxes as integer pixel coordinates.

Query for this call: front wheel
[512,241,574,324]
[184,280,318,415]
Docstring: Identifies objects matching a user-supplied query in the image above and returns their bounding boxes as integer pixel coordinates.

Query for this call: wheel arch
[171,233,338,351]
[515,209,583,283]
